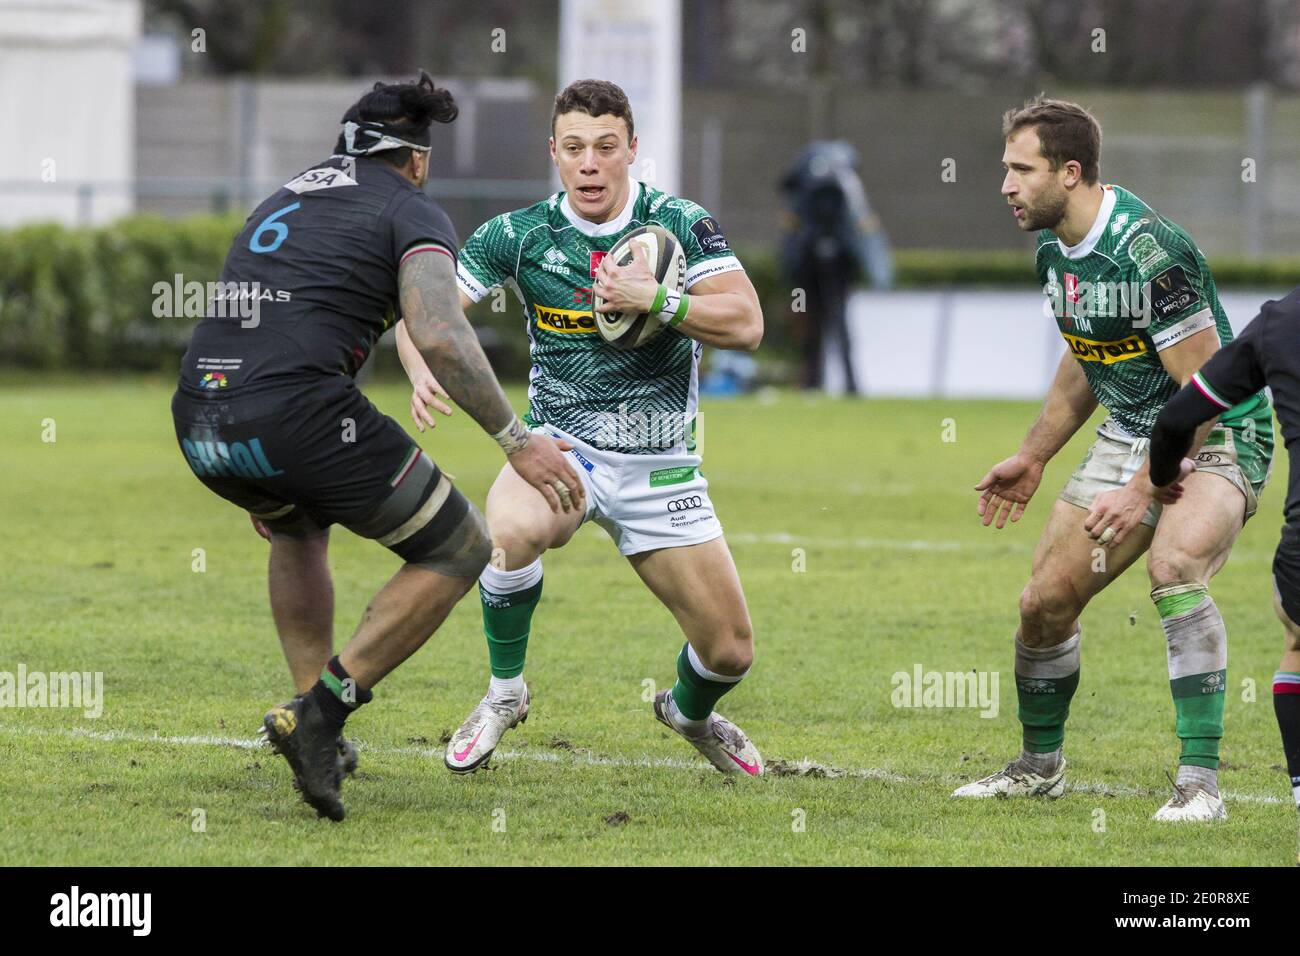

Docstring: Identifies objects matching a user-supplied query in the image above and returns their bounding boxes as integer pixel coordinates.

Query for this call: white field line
[2,723,1284,805]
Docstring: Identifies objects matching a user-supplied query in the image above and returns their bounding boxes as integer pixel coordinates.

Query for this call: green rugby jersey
[456,180,743,454]
[1035,184,1272,443]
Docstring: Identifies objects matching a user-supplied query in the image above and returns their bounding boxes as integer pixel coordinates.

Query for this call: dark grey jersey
[179,155,457,393]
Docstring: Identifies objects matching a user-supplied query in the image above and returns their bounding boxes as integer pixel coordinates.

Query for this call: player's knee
[1018,579,1078,633]
[700,624,753,676]
[728,644,755,676]
[489,513,551,567]
[1146,552,1200,591]
[705,645,753,678]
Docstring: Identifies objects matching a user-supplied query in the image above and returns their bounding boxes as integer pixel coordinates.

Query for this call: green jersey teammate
[395,79,766,776]
[953,97,1273,820]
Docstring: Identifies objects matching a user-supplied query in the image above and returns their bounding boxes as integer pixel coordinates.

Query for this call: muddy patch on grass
[766,759,845,779]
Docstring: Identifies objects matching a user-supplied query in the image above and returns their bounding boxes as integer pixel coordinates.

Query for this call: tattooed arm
[398,249,585,513]
[399,249,515,435]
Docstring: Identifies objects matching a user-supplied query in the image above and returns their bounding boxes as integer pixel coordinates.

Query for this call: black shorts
[1274,525,1300,626]
[171,376,469,560]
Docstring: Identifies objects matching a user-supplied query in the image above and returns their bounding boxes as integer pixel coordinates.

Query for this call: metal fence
[4,79,1299,258]
[683,84,1298,257]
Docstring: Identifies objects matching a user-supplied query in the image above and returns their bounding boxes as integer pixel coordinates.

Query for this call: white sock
[479,558,543,595]
[489,674,525,701]
[667,692,708,735]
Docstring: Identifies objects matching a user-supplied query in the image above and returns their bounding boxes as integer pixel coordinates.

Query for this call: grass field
[1,375,1295,866]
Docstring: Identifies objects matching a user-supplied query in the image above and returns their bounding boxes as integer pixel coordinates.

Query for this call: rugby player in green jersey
[394,80,766,776]
[952,97,1274,820]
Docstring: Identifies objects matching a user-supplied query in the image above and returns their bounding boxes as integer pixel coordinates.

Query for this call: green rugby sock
[670,643,744,721]
[1154,584,1227,770]
[479,559,543,680]
[1016,629,1081,754]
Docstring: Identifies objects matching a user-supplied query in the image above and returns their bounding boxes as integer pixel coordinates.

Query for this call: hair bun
[400,70,459,126]
[346,70,458,134]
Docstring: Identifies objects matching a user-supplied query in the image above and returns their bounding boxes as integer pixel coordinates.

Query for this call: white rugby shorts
[535,424,723,556]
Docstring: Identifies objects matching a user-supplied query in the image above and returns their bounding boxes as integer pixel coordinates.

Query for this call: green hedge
[1,215,1297,373]
[0,215,248,370]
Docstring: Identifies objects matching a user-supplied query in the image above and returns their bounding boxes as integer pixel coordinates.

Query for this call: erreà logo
[541,246,570,275]
[534,304,597,334]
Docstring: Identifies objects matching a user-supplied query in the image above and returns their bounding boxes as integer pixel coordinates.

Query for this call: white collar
[1056,187,1115,260]
[558,178,641,237]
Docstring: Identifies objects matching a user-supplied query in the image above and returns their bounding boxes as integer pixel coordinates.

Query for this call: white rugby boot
[1152,784,1227,822]
[444,684,529,774]
[952,755,1068,798]
[653,689,763,776]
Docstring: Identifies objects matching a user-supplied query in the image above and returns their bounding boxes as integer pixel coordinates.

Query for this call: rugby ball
[593,225,686,350]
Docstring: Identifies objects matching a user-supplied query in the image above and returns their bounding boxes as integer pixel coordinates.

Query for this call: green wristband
[669,292,690,327]
[649,284,668,315]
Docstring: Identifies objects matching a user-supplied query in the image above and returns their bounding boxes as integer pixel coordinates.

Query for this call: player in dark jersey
[171,72,583,821]
[1150,288,1300,859]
